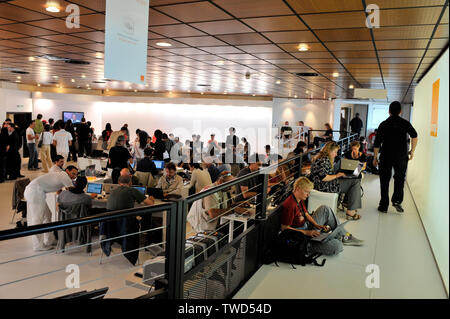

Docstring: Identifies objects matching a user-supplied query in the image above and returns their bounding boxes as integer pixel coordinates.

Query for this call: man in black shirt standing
[76,118,90,157]
[108,136,133,184]
[373,101,418,213]
[350,113,363,136]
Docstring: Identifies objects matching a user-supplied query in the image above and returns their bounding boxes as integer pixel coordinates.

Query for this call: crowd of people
[13,101,418,258]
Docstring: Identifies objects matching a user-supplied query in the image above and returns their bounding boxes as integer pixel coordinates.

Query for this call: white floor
[234,174,448,299]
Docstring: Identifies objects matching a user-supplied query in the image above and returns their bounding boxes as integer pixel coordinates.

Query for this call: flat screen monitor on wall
[63,111,84,123]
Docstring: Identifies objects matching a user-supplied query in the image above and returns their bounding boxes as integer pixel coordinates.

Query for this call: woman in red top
[280,177,363,255]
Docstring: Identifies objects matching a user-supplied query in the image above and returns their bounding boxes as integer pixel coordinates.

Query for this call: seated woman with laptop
[309,141,362,220]
[280,177,363,256]
[344,141,367,171]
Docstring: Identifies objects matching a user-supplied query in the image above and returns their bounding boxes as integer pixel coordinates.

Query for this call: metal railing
[0,132,359,299]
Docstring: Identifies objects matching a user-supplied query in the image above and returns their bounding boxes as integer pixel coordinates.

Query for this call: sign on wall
[104,0,149,84]
[430,79,440,137]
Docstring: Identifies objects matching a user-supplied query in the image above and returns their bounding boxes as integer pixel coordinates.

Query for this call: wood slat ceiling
[0,0,448,103]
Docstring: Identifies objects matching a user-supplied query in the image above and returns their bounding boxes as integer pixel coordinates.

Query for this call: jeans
[27,143,38,169]
[379,155,408,208]
[306,205,346,256]
[338,178,362,210]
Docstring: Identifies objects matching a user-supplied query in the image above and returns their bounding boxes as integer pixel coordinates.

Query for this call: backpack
[264,229,326,269]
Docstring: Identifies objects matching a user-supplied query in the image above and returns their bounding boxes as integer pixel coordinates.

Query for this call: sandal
[346,213,361,220]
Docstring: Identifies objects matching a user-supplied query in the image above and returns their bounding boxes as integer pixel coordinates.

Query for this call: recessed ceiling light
[156,42,172,47]
[87,87,91,90]
[306,90,309,94]
[81,74,86,78]
[201,92,204,95]
[28,56,36,62]
[37,83,41,87]
[276,80,281,84]
[16,76,21,79]
[53,75,58,79]
[95,52,104,58]
[298,43,309,51]
[332,72,339,78]
[216,60,225,65]
[15,80,21,83]
[294,95,298,98]
[71,79,75,83]
[252,94,256,97]
[45,2,60,13]
[349,84,354,89]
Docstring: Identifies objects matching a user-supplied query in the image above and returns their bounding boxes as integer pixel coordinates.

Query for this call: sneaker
[392,202,404,213]
[377,206,387,213]
[342,233,364,246]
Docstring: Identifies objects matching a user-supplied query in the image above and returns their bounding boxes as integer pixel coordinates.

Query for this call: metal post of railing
[166,201,185,299]
[296,154,303,178]
[255,172,268,221]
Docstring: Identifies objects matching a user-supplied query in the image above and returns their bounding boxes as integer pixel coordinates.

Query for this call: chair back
[134,171,156,188]
[307,189,338,214]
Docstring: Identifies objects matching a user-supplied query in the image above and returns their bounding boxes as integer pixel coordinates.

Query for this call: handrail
[0,202,175,241]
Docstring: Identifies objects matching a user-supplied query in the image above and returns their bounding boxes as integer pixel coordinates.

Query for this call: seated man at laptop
[156,162,183,197]
[120,168,139,186]
[344,141,367,171]
[309,141,362,220]
[58,176,92,209]
[136,147,159,177]
[281,177,363,256]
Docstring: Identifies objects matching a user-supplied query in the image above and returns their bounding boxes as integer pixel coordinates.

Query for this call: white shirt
[26,171,73,194]
[42,131,53,145]
[26,127,35,144]
[49,165,63,173]
[52,130,73,154]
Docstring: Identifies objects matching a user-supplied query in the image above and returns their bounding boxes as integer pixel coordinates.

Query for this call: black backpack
[264,229,326,269]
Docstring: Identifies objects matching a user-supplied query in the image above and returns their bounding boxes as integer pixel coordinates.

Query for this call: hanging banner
[104,0,149,84]
[430,79,440,137]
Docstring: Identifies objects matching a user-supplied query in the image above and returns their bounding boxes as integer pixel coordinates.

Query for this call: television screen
[63,111,84,123]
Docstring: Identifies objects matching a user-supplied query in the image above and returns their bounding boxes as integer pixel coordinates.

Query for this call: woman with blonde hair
[309,141,362,220]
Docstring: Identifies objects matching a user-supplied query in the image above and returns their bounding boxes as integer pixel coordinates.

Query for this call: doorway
[6,112,32,158]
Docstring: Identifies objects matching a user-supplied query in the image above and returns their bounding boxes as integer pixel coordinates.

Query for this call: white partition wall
[408,48,449,294]
[98,98,273,153]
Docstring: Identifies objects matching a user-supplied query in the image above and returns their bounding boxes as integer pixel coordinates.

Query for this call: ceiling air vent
[65,59,90,65]
[0,79,11,82]
[92,80,106,84]
[296,72,319,77]
[3,67,30,74]
[197,84,211,87]
[47,81,59,84]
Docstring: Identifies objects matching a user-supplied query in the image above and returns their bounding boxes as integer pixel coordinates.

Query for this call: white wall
[272,98,335,138]
[31,92,273,153]
[0,88,33,117]
[98,96,273,153]
[408,48,449,294]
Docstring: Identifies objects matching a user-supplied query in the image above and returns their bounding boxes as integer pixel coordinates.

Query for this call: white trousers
[24,186,55,250]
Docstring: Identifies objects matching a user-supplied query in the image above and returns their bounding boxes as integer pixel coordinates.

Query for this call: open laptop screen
[87,183,103,195]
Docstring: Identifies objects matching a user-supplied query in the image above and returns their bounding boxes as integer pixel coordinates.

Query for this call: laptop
[85,164,96,177]
[153,160,165,170]
[103,183,120,194]
[86,183,103,195]
[341,163,363,179]
[310,221,349,243]
[340,158,360,171]
[147,187,164,199]
[132,186,146,195]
